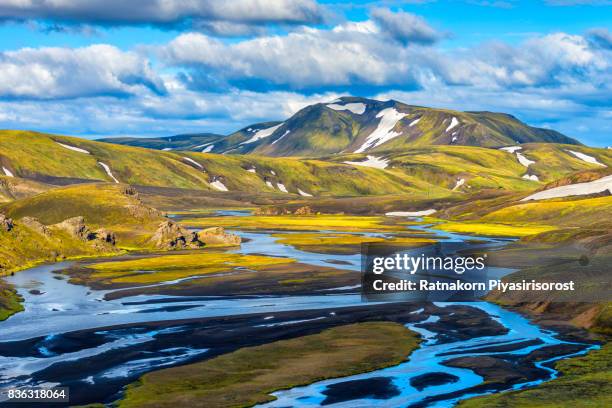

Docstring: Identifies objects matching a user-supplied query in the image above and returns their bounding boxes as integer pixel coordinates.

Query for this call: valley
[0,97,610,407]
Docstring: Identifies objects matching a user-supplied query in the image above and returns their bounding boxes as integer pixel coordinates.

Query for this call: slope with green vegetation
[107,97,580,157]
[459,343,612,408]
[97,133,223,152]
[120,322,420,408]
[225,97,579,156]
[0,183,162,277]
[2,183,164,245]
[3,131,609,201]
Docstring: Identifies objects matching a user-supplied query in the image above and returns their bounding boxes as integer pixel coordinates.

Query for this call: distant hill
[0,131,608,200]
[97,133,224,152]
[96,96,580,157]
[223,97,580,156]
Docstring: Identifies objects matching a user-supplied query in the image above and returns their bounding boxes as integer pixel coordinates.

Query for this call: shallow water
[259,301,597,408]
[0,215,596,406]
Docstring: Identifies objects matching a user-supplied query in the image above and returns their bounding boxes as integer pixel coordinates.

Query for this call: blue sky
[0,0,610,145]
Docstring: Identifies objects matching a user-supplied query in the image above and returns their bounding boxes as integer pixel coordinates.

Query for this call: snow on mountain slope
[327,102,367,115]
[446,117,459,132]
[343,155,389,169]
[240,123,283,145]
[98,162,119,183]
[57,142,90,154]
[354,108,407,153]
[522,175,612,201]
[566,150,606,167]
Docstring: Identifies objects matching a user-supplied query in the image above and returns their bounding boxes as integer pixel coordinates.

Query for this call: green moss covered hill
[1,131,610,200]
[99,97,581,157]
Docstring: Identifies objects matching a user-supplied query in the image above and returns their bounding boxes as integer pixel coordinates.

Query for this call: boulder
[294,205,313,215]
[197,227,241,246]
[53,216,93,240]
[0,214,14,232]
[94,228,116,245]
[149,220,203,249]
[20,217,50,236]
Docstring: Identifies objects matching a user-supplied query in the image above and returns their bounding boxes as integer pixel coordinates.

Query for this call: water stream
[0,214,596,406]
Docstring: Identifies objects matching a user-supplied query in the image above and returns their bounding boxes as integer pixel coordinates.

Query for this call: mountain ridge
[96,96,581,156]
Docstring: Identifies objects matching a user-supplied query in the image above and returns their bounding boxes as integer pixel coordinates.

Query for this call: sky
[0,0,610,146]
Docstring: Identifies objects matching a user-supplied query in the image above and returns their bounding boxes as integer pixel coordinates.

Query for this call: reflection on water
[0,216,596,407]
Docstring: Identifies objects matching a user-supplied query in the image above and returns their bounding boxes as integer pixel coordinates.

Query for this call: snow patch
[343,155,389,169]
[98,162,119,183]
[500,146,522,153]
[272,130,290,145]
[298,189,313,197]
[201,144,214,153]
[246,167,256,173]
[270,170,276,176]
[210,179,228,191]
[446,117,459,132]
[265,180,274,189]
[408,117,421,127]
[522,174,539,181]
[183,157,203,170]
[240,124,283,145]
[2,167,14,177]
[327,102,366,115]
[516,152,535,167]
[57,142,90,154]
[566,150,606,167]
[354,108,407,153]
[162,148,173,151]
[277,183,288,193]
[452,178,465,191]
[386,209,437,217]
[522,175,612,201]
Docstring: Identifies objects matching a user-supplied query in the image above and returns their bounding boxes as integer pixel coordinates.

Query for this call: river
[0,214,597,407]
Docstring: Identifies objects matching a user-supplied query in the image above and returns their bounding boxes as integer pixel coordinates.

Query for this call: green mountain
[228,97,580,156]
[0,131,608,201]
[97,133,224,152]
[95,97,580,157]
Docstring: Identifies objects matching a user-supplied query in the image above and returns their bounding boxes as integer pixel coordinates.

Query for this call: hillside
[96,97,580,157]
[0,131,609,202]
[98,133,224,152]
[104,97,580,157]
[229,97,580,157]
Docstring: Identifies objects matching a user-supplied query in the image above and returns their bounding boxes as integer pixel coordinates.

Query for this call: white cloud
[370,7,446,45]
[0,0,325,32]
[0,44,164,99]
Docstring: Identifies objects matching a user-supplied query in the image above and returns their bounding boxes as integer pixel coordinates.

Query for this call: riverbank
[119,322,421,408]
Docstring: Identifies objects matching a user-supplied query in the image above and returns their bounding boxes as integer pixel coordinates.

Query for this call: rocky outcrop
[149,220,203,249]
[197,227,241,246]
[120,185,165,220]
[254,205,315,216]
[94,228,116,245]
[0,214,13,231]
[53,216,93,240]
[20,217,50,236]
[294,205,313,215]
[51,216,116,249]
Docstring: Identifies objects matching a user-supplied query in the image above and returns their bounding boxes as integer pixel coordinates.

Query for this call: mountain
[0,131,608,201]
[95,97,580,157]
[97,133,224,152]
[223,97,580,156]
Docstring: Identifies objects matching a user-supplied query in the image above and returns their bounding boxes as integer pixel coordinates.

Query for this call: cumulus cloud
[370,7,446,45]
[0,87,338,136]
[0,0,325,33]
[587,28,612,50]
[0,45,164,99]
[160,23,610,97]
